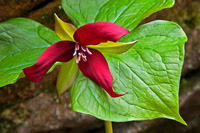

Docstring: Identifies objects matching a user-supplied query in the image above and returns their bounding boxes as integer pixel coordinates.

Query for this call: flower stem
[104,121,113,133]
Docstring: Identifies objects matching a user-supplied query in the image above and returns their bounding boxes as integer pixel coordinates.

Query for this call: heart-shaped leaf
[0,18,60,87]
[61,0,174,30]
[70,20,187,125]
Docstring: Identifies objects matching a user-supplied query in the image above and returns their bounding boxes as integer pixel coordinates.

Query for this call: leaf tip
[56,85,68,97]
[174,114,187,126]
[123,40,138,45]
[54,13,59,20]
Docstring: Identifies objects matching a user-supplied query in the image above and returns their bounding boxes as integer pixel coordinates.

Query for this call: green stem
[105,121,113,133]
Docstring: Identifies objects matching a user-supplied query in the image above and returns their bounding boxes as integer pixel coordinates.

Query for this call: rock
[27,0,71,29]
[0,0,47,22]
[15,93,103,133]
[0,0,70,29]
[0,67,103,133]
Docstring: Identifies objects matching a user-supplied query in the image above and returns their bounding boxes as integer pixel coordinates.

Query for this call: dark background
[0,0,200,132]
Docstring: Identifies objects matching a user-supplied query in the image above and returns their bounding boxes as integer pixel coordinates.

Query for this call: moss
[184,13,200,29]
[0,119,17,133]
[34,4,66,26]
[42,87,55,93]
[176,2,200,29]
[0,101,16,113]
[180,71,200,95]
[0,105,31,132]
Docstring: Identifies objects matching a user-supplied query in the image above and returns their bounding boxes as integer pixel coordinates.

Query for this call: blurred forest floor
[0,0,200,133]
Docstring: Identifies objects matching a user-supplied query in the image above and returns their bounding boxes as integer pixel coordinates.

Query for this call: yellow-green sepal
[87,40,137,54]
[54,13,76,41]
[56,57,79,96]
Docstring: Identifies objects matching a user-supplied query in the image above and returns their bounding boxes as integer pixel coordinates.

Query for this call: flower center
[73,43,92,64]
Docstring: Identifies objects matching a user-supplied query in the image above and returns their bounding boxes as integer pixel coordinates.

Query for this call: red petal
[78,49,126,97]
[74,22,129,45]
[23,41,75,82]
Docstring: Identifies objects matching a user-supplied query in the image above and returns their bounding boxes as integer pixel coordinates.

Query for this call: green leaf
[57,57,79,96]
[70,20,187,125]
[87,41,137,54]
[61,0,174,30]
[0,18,60,87]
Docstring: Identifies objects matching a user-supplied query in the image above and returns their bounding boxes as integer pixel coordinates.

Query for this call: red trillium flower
[23,15,137,98]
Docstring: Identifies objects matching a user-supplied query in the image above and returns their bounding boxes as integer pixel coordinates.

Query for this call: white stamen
[73,49,77,56]
[74,44,91,64]
[82,56,87,62]
[78,53,81,62]
[82,53,87,62]
[76,55,79,64]
[86,47,92,55]
[81,46,86,52]
[75,44,79,50]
